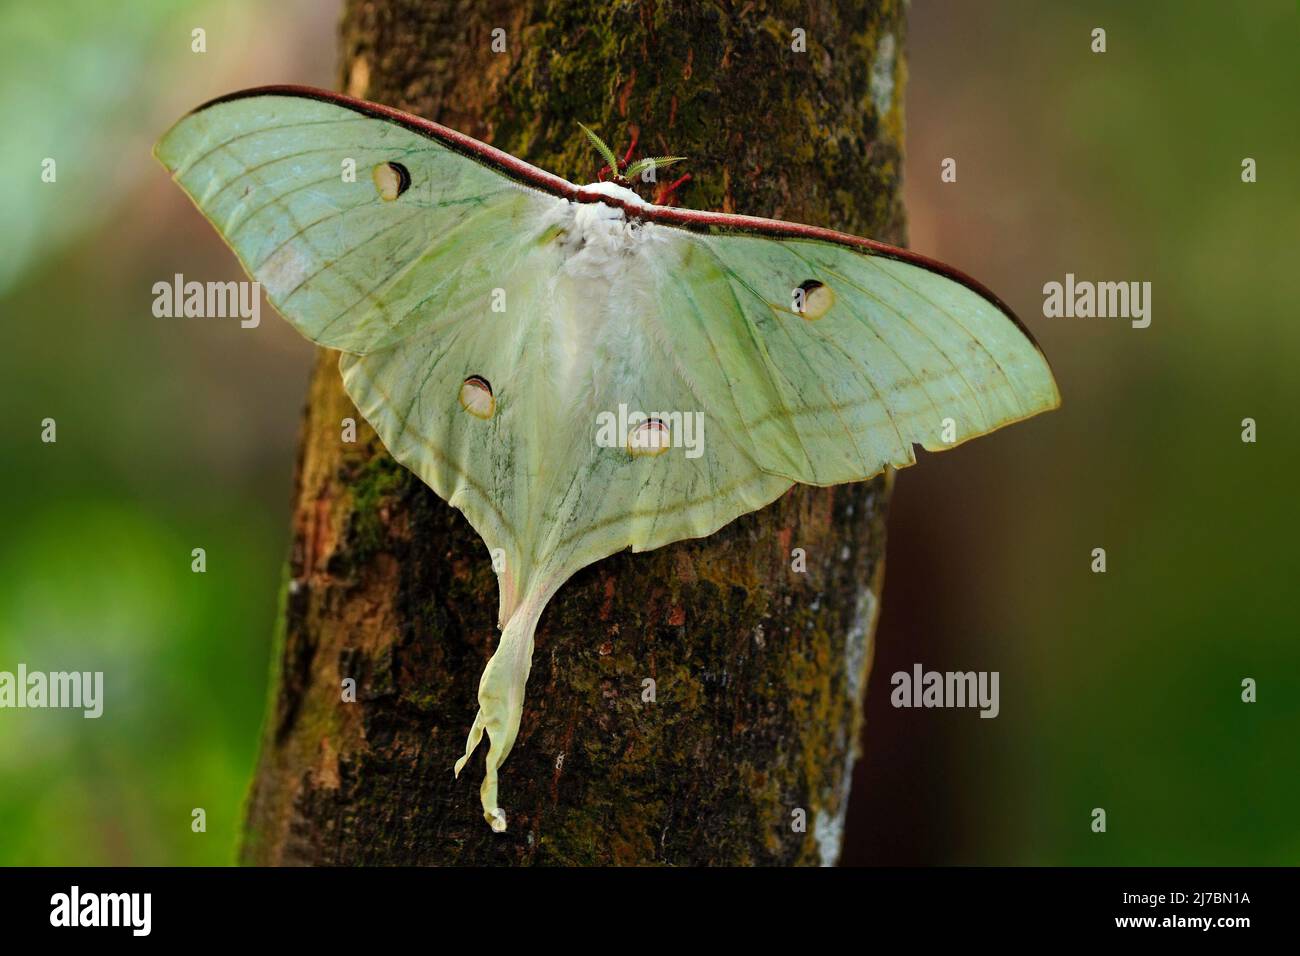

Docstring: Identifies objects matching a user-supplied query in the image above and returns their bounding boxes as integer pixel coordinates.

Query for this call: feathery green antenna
[577,122,620,175]
[578,122,686,184]
[623,155,686,181]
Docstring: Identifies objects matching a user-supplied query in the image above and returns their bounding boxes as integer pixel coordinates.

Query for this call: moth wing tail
[454,597,547,832]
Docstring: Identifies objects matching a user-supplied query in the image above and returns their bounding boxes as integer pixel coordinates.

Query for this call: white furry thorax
[542,182,666,280]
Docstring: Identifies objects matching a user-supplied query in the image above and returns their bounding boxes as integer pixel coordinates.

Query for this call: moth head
[578,122,689,204]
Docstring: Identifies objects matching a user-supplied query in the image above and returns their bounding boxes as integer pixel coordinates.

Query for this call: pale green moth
[155,86,1059,832]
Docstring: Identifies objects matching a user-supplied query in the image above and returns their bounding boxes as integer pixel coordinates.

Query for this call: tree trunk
[241,0,907,866]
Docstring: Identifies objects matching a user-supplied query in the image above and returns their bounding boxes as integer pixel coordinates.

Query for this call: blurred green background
[0,0,1295,865]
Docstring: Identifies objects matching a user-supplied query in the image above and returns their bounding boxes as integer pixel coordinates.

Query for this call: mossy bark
[241,0,907,866]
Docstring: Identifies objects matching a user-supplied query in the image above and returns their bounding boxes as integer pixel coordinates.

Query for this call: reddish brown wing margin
[188,85,1046,357]
[190,84,580,199]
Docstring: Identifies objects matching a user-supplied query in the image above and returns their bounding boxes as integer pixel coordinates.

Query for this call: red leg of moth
[654,173,692,206]
[620,128,640,172]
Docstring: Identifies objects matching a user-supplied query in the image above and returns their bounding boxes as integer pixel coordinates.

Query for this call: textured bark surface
[241,0,907,865]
